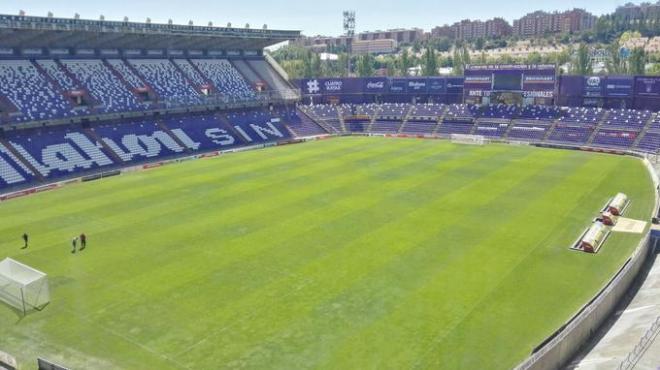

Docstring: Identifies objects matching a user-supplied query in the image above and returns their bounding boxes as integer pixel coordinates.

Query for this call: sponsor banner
[465,65,555,93]
[143,162,164,169]
[22,48,43,56]
[76,49,95,56]
[167,49,184,56]
[146,49,164,56]
[584,76,605,98]
[605,76,634,98]
[187,50,204,56]
[363,78,389,93]
[390,79,408,93]
[300,79,360,95]
[466,89,491,97]
[321,79,344,93]
[523,75,556,92]
[0,48,14,55]
[466,64,556,71]
[427,78,446,94]
[296,77,460,95]
[99,49,119,56]
[49,48,70,56]
[634,76,660,97]
[34,184,58,193]
[124,49,142,56]
[446,77,465,94]
[559,75,584,97]
[522,91,554,98]
[407,78,428,93]
[464,75,492,86]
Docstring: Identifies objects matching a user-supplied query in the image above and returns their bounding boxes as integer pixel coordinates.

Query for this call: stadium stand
[592,129,639,148]
[0,142,35,187]
[128,59,201,103]
[5,125,114,180]
[62,59,141,113]
[92,119,187,163]
[35,60,79,91]
[0,60,76,122]
[299,104,343,134]
[278,109,328,137]
[224,109,292,143]
[548,125,594,144]
[507,122,550,141]
[191,59,256,100]
[248,59,294,95]
[558,107,605,125]
[106,59,147,90]
[475,121,509,137]
[172,59,208,88]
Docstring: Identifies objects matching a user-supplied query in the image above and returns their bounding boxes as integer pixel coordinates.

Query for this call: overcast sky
[0,0,631,36]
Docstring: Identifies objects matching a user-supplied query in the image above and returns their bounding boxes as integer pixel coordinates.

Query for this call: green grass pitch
[0,136,655,369]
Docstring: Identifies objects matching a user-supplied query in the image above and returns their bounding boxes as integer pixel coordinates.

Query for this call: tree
[400,48,412,76]
[475,37,485,51]
[311,52,322,77]
[648,63,660,76]
[497,53,514,64]
[477,52,487,65]
[573,44,593,75]
[549,49,571,67]
[356,54,374,77]
[526,51,542,64]
[302,51,313,78]
[452,47,463,75]
[462,45,471,66]
[629,47,647,75]
[337,53,349,77]
[412,41,422,54]
[432,37,452,52]
[384,58,397,76]
[606,39,626,75]
[422,47,438,76]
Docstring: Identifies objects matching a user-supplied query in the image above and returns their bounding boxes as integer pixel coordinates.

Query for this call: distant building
[295,35,353,52]
[296,28,422,54]
[513,9,596,37]
[430,18,512,41]
[352,39,398,55]
[357,29,425,44]
[614,1,660,21]
[431,25,456,39]
[454,18,512,40]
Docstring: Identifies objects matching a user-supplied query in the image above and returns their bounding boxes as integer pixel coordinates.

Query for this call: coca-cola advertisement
[363,78,389,93]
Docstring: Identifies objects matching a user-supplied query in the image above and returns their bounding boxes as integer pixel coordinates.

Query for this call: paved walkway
[567,248,660,370]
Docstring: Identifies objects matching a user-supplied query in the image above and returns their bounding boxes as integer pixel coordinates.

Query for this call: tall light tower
[343,11,356,76]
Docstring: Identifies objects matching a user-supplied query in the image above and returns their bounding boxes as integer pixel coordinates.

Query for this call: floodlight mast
[343,11,356,76]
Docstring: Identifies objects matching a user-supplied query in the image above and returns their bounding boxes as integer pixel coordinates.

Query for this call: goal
[0,258,50,315]
[451,134,487,146]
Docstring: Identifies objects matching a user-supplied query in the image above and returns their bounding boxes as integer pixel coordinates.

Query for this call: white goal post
[451,134,487,146]
[0,258,49,315]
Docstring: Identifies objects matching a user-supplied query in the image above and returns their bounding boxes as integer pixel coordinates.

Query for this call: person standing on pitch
[71,236,78,254]
[80,233,87,251]
[21,233,28,249]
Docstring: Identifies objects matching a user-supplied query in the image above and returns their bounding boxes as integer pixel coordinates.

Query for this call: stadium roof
[0,14,300,51]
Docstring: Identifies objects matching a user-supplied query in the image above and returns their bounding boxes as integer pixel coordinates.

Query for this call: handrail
[618,315,660,370]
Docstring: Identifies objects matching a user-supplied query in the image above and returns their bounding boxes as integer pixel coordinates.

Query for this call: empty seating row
[0,60,77,122]
[63,59,141,113]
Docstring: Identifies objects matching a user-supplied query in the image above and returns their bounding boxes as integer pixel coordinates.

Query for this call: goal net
[451,134,487,146]
[0,258,49,314]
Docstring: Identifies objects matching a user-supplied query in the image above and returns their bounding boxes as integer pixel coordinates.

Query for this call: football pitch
[0,136,655,369]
